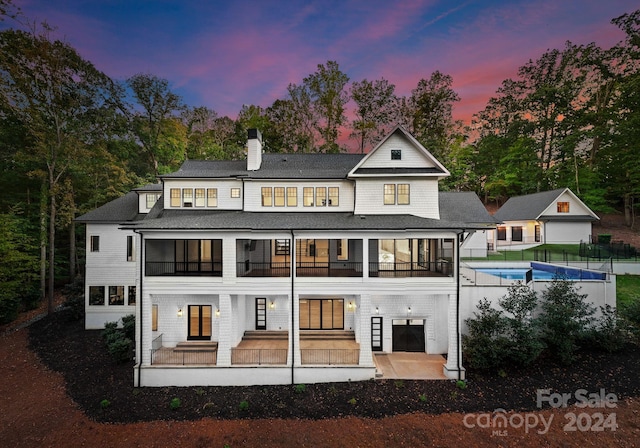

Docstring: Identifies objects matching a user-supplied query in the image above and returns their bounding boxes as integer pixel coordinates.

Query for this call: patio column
[291,293,301,367]
[217,293,232,366]
[362,238,369,279]
[358,294,374,366]
[443,293,465,380]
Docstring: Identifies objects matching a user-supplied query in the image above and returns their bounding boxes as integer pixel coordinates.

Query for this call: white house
[78,126,496,387]
[491,188,599,249]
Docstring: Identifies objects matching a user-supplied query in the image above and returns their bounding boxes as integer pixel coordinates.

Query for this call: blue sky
[9,0,638,124]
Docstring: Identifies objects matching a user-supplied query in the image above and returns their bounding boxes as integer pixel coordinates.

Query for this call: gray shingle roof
[75,191,141,223]
[493,189,567,221]
[161,154,364,180]
[439,192,497,224]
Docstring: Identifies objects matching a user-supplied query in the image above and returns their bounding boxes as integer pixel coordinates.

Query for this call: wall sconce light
[215,309,220,318]
[347,301,355,312]
[177,308,183,317]
[407,306,412,315]
[269,300,275,310]
[375,306,379,314]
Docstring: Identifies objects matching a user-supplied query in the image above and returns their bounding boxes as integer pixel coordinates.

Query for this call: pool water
[474,268,558,280]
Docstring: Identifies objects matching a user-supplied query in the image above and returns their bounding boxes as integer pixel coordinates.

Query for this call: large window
[170,188,180,207]
[316,187,326,207]
[497,227,507,240]
[384,184,396,205]
[274,187,285,207]
[128,286,136,305]
[146,193,160,209]
[328,187,339,206]
[90,235,100,252]
[195,188,205,207]
[109,286,125,305]
[557,202,570,213]
[207,188,218,207]
[384,184,409,205]
[182,189,193,207]
[89,286,104,305]
[303,187,314,206]
[262,187,272,206]
[397,184,410,205]
[512,226,523,242]
[287,187,297,206]
[145,239,223,276]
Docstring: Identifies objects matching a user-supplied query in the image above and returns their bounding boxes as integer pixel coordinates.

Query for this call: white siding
[353,178,440,218]
[545,222,593,244]
[138,191,160,213]
[163,179,244,210]
[243,180,355,212]
[540,190,596,217]
[360,133,437,169]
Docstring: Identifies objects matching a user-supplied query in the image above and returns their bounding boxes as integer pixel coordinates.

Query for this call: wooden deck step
[300,330,355,340]
[175,341,218,351]
[243,330,288,340]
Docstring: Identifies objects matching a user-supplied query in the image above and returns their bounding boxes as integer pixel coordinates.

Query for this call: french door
[299,299,344,330]
[188,305,212,340]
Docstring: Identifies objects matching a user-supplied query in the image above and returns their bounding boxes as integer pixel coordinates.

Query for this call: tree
[126,73,186,175]
[350,78,398,153]
[0,26,122,313]
[268,85,317,152]
[303,61,350,152]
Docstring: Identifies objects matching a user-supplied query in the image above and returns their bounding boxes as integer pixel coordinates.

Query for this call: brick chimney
[247,128,262,171]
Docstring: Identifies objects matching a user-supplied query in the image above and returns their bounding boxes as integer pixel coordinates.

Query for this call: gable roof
[75,183,162,223]
[348,126,450,178]
[161,153,364,180]
[493,188,599,222]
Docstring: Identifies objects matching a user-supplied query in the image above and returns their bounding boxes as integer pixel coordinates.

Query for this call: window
[90,235,100,252]
[274,187,285,207]
[391,149,402,160]
[109,286,125,305]
[261,187,272,206]
[557,202,570,213]
[275,239,290,255]
[207,188,218,207]
[89,286,104,306]
[384,184,396,205]
[337,239,348,260]
[287,187,297,206]
[128,286,136,305]
[170,188,180,207]
[195,188,205,207]
[512,226,523,242]
[397,184,410,205]
[316,187,326,206]
[328,187,339,206]
[127,235,135,261]
[535,225,541,243]
[303,187,314,206]
[230,188,241,198]
[152,304,158,331]
[497,227,506,241]
[182,189,193,207]
[146,193,160,209]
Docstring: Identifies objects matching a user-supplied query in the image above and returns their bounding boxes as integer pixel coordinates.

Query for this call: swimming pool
[474,263,607,281]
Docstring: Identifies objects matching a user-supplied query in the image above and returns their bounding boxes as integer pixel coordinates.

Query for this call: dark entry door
[256,298,266,330]
[188,305,212,340]
[299,299,344,330]
[371,317,383,351]
[392,319,425,352]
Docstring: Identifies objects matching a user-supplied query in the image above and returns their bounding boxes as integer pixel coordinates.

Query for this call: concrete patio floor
[373,353,447,380]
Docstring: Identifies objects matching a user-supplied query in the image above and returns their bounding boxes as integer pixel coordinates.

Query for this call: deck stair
[242,330,288,340]
[300,330,355,340]
[175,341,218,351]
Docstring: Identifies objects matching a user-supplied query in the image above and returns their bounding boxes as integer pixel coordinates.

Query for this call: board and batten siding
[361,133,437,169]
[353,178,440,219]
[163,179,244,210]
[243,179,355,212]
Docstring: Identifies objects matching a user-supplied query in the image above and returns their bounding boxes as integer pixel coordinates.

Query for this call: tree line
[0,2,638,318]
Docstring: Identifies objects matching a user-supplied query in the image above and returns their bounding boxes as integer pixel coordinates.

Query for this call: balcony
[237,261,290,277]
[145,261,223,277]
[296,261,363,277]
[368,261,452,278]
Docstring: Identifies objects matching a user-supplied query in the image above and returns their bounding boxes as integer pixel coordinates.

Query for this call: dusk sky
[7,0,638,127]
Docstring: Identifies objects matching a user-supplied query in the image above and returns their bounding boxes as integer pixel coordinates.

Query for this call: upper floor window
[557,202,570,213]
[287,187,297,206]
[303,187,314,206]
[90,235,100,252]
[316,187,327,207]
[230,188,241,198]
[207,188,218,207]
[384,184,410,205]
[170,188,180,207]
[262,187,273,206]
[146,193,160,209]
[274,187,285,207]
[328,187,339,206]
[195,188,205,207]
[127,235,135,261]
[182,189,193,207]
[391,149,402,160]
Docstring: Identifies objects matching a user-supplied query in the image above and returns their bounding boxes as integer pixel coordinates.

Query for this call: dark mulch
[28,308,640,423]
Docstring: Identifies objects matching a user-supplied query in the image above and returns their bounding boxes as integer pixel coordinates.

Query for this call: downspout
[456,230,463,381]
[290,229,295,384]
[135,230,143,387]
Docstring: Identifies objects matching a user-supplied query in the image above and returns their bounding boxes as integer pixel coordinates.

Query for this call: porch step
[300,330,355,340]
[175,341,218,351]
[243,330,288,340]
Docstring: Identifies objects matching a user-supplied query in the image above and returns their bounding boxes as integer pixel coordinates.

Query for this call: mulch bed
[28,308,640,424]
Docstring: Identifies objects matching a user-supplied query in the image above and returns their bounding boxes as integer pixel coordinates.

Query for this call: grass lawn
[617,274,640,307]
[465,244,583,262]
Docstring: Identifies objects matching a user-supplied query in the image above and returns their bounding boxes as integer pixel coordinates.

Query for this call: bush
[121,314,135,341]
[170,397,181,410]
[586,305,630,352]
[536,278,595,365]
[107,336,133,363]
[0,289,20,325]
[598,234,612,244]
[463,299,511,369]
[62,277,85,321]
[620,298,640,336]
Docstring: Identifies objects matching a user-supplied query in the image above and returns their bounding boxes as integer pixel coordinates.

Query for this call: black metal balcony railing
[368,261,452,277]
[145,261,223,277]
[236,262,291,277]
[300,349,360,365]
[296,261,363,277]
[231,348,288,365]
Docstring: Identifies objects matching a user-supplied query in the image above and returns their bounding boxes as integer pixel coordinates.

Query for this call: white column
[217,293,232,366]
[358,294,374,366]
[291,293,301,366]
[362,238,369,278]
[443,293,465,379]
[222,237,236,283]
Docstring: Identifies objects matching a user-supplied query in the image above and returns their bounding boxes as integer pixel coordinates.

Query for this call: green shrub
[463,299,510,369]
[598,234,612,244]
[0,289,20,325]
[170,397,181,410]
[620,298,640,336]
[586,305,629,352]
[239,400,249,412]
[348,397,357,406]
[100,399,111,410]
[107,337,132,363]
[62,277,85,321]
[294,383,306,394]
[419,394,427,402]
[121,314,135,341]
[456,380,467,390]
